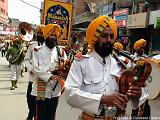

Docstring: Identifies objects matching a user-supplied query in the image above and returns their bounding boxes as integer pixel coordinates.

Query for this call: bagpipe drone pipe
[112,47,152,95]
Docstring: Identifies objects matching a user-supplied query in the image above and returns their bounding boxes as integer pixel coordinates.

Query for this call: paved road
[0,55,81,120]
[0,54,159,120]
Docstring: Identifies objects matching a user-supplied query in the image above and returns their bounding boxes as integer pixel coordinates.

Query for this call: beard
[37,36,44,43]
[45,38,57,49]
[137,49,144,56]
[94,41,113,58]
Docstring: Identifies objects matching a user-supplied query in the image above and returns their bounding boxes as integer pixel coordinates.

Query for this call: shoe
[15,80,18,88]
[10,81,15,90]
[14,84,18,88]
[10,86,15,90]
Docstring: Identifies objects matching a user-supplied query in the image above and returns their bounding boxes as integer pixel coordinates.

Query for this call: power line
[18,0,42,10]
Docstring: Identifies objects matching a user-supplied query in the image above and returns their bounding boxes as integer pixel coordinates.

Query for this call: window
[0,8,5,14]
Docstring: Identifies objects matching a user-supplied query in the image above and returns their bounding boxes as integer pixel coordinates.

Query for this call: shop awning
[0,31,15,35]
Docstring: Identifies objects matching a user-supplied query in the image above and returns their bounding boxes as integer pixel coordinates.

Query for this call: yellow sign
[43,0,73,43]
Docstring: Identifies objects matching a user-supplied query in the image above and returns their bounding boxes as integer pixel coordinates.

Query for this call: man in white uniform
[24,24,45,120]
[31,24,66,120]
[131,39,151,119]
[65,16,148,120]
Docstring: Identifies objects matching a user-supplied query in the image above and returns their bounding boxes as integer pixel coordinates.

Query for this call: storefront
[149,10,160,52]
[126,12,150,54]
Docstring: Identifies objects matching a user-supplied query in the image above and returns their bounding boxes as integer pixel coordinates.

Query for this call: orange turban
[36,24,45,33]
[42,24,62,39]
[114,42,123,51]
[86,15,117,49]
[134,39,146,50]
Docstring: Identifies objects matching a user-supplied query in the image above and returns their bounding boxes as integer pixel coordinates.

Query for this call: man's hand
[100,93,128,110]
[127,83,142,99]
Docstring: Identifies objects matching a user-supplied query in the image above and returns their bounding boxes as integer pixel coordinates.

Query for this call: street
[0,55,160,120]
[0,55,81,120]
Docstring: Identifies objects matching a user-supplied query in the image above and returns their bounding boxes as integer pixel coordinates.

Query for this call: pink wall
[0,0,8,23]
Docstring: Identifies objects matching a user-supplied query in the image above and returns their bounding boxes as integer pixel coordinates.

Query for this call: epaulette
[34,46,42,52]
[74,53,90,61]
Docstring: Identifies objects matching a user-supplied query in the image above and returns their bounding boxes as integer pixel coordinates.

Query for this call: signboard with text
[156,17,160,29]
[113,9,128,28]
[43,0,73,43]
[127,12,148,29]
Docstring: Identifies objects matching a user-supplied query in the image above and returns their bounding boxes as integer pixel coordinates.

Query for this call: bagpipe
[52,41,72,92]
[112,48,152,95]
[112,48,152,117]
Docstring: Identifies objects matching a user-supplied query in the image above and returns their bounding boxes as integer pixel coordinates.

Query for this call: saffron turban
[86,15,117,49]
[114,42,124,51]
[42,24,62,39]
[134,39,146,50]
[36,24,45,33]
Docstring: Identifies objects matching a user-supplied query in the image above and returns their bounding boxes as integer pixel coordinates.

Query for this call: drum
[146,59,160,100]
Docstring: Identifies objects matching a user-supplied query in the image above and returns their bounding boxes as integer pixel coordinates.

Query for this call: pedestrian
[6,39,25,90]
[113,42,131,68]
[1,42,6,57]
[65,16,149,120]
[31,24,66,120]
[131,39,151,119]
[24,24,45,120]
[132,39,148,59]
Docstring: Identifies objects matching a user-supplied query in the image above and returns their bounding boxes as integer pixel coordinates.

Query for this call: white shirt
[31,44,67,98]
[65,51,148,115]
[24,41,38,82]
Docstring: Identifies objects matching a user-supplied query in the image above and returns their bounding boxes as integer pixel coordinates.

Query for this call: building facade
[0,0,8,31]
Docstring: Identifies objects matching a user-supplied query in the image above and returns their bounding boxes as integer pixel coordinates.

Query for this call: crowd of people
[0,15,154,120]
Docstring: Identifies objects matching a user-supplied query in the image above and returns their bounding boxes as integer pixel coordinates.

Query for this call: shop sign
[102,5,112,12]
[113,9,128,27]
[156,17,160,29]
[98,4,113,16]
[0,31,15,35]
[149,10,160,28]
[126,12,148,29]
[118,0,133,8]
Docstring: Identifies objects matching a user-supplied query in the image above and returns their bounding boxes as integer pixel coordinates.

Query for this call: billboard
[127,12,148,29]
[43,0,73,43]
[113,9,128,28]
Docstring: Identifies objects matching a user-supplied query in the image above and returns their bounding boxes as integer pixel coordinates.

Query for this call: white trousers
[10,64,21,81]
